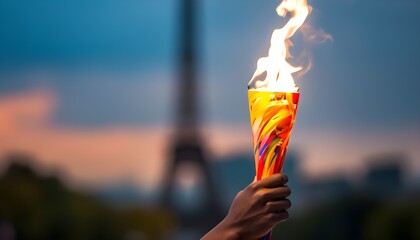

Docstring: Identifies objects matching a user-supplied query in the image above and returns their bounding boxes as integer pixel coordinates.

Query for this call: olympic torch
[247,0,310,239]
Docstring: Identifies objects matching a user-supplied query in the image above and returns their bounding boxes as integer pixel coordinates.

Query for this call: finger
[266,199,291,213]
[267,186,291,200]
[267,211,289,224]
[258,186,291,202]
[255,173,288,188]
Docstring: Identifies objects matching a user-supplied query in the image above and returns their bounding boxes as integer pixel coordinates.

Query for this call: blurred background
[0,0,420,239]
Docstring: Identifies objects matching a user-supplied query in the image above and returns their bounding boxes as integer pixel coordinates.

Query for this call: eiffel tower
[162,0,223,236]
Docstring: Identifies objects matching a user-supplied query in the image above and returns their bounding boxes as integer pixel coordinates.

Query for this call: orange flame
[248,0,310,92]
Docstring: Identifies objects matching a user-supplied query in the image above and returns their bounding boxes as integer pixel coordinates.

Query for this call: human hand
[202,173,291,240]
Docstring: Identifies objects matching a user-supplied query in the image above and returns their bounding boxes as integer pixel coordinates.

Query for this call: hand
[202,173,291,240]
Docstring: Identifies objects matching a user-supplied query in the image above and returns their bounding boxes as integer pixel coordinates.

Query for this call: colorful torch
[248,0,310,239]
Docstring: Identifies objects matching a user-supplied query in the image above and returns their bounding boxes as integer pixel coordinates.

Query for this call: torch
[248,0,310,239]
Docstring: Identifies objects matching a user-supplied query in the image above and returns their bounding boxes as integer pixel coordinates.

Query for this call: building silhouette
[365,153,404,196]
[161,0,223,237]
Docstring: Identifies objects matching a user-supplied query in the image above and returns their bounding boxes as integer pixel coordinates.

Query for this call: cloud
[1,90,419,190]
[0,90,170,189]
[0,90,253,190]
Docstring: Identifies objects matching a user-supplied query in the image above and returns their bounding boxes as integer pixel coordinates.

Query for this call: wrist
[219,218,241,240]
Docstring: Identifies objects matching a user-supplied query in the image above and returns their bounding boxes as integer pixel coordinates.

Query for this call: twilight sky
[0,0,419,188]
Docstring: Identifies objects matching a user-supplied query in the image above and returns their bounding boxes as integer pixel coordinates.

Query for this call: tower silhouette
[162,0,223,235]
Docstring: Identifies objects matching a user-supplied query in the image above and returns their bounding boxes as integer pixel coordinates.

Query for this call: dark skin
[202,173,291,240]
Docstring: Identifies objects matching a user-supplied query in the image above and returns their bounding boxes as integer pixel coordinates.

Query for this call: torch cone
[248,90,299,240]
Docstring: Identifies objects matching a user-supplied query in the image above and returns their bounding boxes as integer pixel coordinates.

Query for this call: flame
[248,0,311,92]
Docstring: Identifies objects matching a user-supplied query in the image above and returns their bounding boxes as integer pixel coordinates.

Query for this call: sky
[0,0,419,189]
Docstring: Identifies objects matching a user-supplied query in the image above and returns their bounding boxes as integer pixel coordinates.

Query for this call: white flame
[248,0,310,92]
